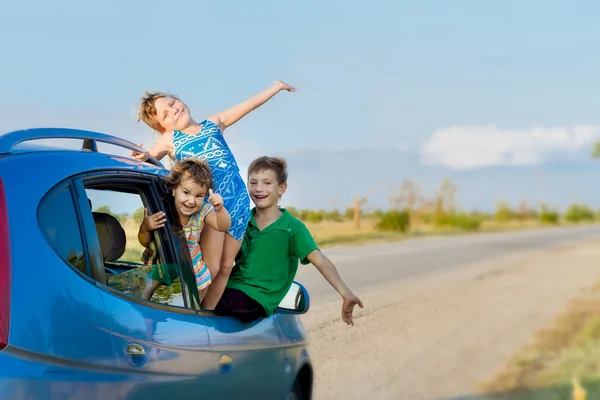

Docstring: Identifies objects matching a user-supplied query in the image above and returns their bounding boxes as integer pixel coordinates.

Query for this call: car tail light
[0,178,10,350]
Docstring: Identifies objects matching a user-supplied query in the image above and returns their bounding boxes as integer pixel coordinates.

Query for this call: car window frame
[71,170,202,315]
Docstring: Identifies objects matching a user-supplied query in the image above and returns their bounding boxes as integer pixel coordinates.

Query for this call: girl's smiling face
[172,174,207,223]
[153,96,191,132]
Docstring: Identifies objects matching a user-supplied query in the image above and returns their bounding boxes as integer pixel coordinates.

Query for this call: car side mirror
[275,281,310,315]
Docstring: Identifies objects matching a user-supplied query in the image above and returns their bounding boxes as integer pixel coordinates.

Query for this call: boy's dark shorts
[213,288,266,323]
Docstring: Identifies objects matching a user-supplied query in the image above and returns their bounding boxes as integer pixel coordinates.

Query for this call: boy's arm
[306,250,364,326]
[208,80,297,132]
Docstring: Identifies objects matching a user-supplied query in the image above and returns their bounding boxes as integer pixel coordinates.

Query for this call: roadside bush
[343,207,355,221]
[286,207,300,218]
[564,203,595,223]
[304,210,325,223]
[538,203,559,225]
[132,207,145,224]
[297,209,308,221]
[494,202,515,222]
[325,210,343,222]
[539,210,559,224]
[375,210,410,233]
[435,213,481,231]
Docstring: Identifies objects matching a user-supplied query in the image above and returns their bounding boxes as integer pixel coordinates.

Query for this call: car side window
[38,184,88,275]
[82,177,200,311]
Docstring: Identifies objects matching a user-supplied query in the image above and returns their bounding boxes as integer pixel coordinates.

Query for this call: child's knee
[205,260,220,276]
[219,258,235,275]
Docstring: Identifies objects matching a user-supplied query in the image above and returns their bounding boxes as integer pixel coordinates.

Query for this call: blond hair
[137,91,179,133]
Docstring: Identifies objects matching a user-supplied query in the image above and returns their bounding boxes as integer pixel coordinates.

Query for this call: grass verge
[479,280,600,399]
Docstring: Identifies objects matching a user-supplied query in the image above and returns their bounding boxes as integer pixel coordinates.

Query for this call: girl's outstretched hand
[275,80,298,92]
[131,142,150,161]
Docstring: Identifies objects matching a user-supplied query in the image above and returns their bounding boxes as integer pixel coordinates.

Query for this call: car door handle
[125,342,147,367]
[126,343,146,356]
[219,354,233,375]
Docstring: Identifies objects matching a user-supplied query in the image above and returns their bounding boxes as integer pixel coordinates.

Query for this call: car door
[203,314,289,399]
[74,173,223,399]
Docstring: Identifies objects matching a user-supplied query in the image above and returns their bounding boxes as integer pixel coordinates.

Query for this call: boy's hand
[275,80,298,93]
[140,208,166,232]
[208,189,224,211]
[131,142,150,161]
[341,293,364,326]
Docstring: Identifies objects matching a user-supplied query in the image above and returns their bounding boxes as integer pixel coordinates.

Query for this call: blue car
[0,128,313,400]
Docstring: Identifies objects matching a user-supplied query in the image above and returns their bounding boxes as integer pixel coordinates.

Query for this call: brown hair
[248,156,288,184]
[164,158,213,190]
[137,91,180,133]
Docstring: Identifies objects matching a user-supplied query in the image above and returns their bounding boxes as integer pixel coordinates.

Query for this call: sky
[3,0,600,213]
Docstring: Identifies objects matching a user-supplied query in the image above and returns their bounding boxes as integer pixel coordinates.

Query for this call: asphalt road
[296,224,600,399]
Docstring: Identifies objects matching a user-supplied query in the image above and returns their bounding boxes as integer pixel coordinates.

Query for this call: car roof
[0,127,167,174]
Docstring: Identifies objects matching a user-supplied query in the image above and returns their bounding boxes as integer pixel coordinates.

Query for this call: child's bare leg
[202,234,243,310]
[199,287,208,305]
[200,225,225,281]
[141,279,162,301]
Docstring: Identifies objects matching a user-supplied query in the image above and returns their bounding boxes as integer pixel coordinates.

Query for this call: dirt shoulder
[300,238,600,400]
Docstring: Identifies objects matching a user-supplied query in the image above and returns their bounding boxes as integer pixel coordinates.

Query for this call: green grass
[479,284,600,399]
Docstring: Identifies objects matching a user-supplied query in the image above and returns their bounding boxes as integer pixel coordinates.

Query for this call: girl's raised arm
[209,80,297,132]
[131,131,173,162]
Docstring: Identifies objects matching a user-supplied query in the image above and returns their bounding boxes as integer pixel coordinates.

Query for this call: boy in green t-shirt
[214,156,363,325]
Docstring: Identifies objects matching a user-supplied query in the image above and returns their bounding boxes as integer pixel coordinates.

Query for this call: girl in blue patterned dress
[132,80,297,310]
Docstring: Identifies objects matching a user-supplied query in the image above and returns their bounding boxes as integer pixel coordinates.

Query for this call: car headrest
[92,212,126,262]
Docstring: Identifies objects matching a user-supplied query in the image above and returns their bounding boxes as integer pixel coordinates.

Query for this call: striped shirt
[142,203,213,291]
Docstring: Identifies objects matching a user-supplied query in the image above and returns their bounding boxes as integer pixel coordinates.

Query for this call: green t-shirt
[227,208,319,316]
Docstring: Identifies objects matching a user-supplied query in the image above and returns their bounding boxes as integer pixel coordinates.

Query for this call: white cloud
[421,124,600,169]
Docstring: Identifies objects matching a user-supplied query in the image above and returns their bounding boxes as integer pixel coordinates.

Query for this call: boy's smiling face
[247,169,287,210]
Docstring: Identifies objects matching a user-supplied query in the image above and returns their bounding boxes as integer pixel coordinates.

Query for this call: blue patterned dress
[172,119,251,241]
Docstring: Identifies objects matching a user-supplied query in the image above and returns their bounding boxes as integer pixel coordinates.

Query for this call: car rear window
[38,184,88,275]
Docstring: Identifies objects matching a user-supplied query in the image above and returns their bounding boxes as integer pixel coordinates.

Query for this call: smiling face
[153,96,192,133]
[172,175,208,224]
[247,168,287,210]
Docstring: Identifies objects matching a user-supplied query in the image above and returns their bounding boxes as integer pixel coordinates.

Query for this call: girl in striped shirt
[139,158,231,303]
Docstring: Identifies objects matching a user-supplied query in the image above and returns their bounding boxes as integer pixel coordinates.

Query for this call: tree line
[92,176,598,235]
